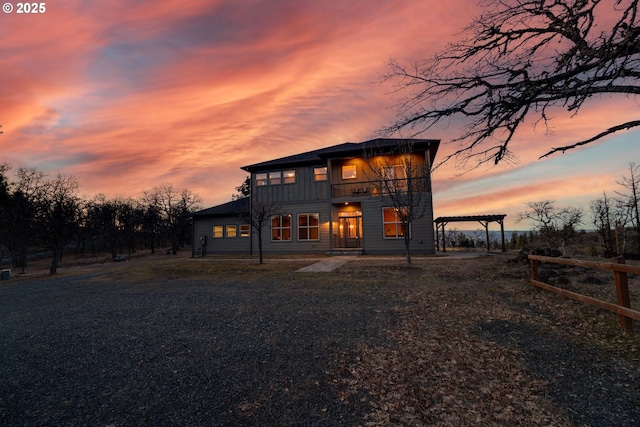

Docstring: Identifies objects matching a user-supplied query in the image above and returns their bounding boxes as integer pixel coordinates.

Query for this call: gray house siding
[359,196,435,255]
[252,200,332,254]
[253,164,329,203]
[192,215,251,255]
[193,138,440,257]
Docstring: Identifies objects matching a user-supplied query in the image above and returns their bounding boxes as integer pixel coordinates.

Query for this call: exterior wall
[359,194,435,255]
[194,142,437,256]
[251,200,332,254]
[192,215,251,255]
[253,164,329,203]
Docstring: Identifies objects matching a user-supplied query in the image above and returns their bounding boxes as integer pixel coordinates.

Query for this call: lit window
[256,173,268,186]
[226,225,237,238]
[271,215,292,241]
[213,226,223,238]
[298,214,319,241]
[269,171,282,185]
[314,167,327,181]
[283,170,296,184]
[382,165,407,190]
[240,224,250,237]
[382,207,409,238]
[342,165,357,179]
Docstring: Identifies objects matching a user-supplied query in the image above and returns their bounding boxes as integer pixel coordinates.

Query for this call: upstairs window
[256,173,268,186]
[269,171,282,185]
[314,167,327,181]
[342,165,357,180]
[283,170,296,184]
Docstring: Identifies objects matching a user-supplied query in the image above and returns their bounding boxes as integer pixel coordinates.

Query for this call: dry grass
[329,254,640,426]
[4,250,640,425]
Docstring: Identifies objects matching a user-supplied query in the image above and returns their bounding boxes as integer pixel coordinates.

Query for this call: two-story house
[192,138,439,256]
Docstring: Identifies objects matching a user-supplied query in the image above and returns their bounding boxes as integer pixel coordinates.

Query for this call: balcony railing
[331,178,429,199]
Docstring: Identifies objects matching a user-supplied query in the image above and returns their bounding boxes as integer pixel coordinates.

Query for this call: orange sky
[1,1,638,230]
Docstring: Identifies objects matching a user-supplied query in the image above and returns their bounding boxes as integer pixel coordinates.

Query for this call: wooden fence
[528,255,640,332]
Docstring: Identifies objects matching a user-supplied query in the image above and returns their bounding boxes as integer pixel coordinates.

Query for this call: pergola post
[434,214,507,253]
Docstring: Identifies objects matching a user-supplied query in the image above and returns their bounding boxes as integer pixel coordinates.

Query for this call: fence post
[613,257,633,332]
[530,256,538,286]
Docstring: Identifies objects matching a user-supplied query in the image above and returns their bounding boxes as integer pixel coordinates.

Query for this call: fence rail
[528,254,640,331]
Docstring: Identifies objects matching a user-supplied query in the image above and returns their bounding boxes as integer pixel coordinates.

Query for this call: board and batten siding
[253,165,329,203]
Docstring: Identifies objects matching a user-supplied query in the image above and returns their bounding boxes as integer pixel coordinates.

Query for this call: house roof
[191,197,249,217]
[241,138,440,172]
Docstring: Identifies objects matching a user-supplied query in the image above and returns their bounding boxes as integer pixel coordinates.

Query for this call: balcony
[331,177,429,199]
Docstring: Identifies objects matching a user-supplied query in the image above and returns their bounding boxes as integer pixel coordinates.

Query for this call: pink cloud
[0,0,637,217]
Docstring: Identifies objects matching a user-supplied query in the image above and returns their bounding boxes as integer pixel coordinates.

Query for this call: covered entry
[333,204,363,249]
[434,214,507,252]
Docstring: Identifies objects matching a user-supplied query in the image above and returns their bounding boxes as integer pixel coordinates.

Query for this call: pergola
[434,214,507,252]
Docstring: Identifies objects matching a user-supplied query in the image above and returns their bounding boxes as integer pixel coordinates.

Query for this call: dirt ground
[1,250,639,426]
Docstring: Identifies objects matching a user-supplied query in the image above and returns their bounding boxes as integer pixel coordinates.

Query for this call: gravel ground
[2,253,640,426]
[0,261,401,426]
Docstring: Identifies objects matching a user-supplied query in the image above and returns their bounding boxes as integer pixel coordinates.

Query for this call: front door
[338,216,362,248]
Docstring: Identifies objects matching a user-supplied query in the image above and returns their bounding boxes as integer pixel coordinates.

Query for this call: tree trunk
[49,248,59,275]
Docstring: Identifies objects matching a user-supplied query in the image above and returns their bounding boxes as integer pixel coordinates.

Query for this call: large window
[213,225,224,238]
[383,207,409,238]
[314,167,327,181]
[271,214,292,241]
[298,214,320,241]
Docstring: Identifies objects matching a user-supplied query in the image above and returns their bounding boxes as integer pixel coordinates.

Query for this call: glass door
[338,217,362,248]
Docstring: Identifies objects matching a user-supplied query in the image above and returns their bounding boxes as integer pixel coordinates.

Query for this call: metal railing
[331,178,429,199]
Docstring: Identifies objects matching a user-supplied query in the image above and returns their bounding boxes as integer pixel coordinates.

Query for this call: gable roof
[241,138,439,173]
[191,197,249,217]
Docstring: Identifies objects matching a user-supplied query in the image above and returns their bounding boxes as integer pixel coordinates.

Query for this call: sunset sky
[1,1,638,230]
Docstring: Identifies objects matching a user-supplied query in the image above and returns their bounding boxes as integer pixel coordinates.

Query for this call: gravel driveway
[0,262,400,426]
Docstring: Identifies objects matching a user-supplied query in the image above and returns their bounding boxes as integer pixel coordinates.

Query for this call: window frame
[268,171,282,185]
[255,173,268,186]
[213,225,224,238]
[283,170,296,184]
[342,164,357,180]
[314,166,328,181]
[239,224,251,237]
[225,225,237,238]
[382,207,410,239]
[271,214,292,241]
[297,213,320,241]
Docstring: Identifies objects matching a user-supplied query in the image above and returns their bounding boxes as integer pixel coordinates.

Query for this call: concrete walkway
[295,251,492,272]
[295,257,353,272]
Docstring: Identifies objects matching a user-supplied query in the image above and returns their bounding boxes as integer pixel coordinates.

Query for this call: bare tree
[142,184,201,253]
[518,200,583,255]
[364,140,431,264]
[244,195,280,264]
[590,192,616,253]
[382,0,640,167]
[33,172,83,274]
[616,162,640,252]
